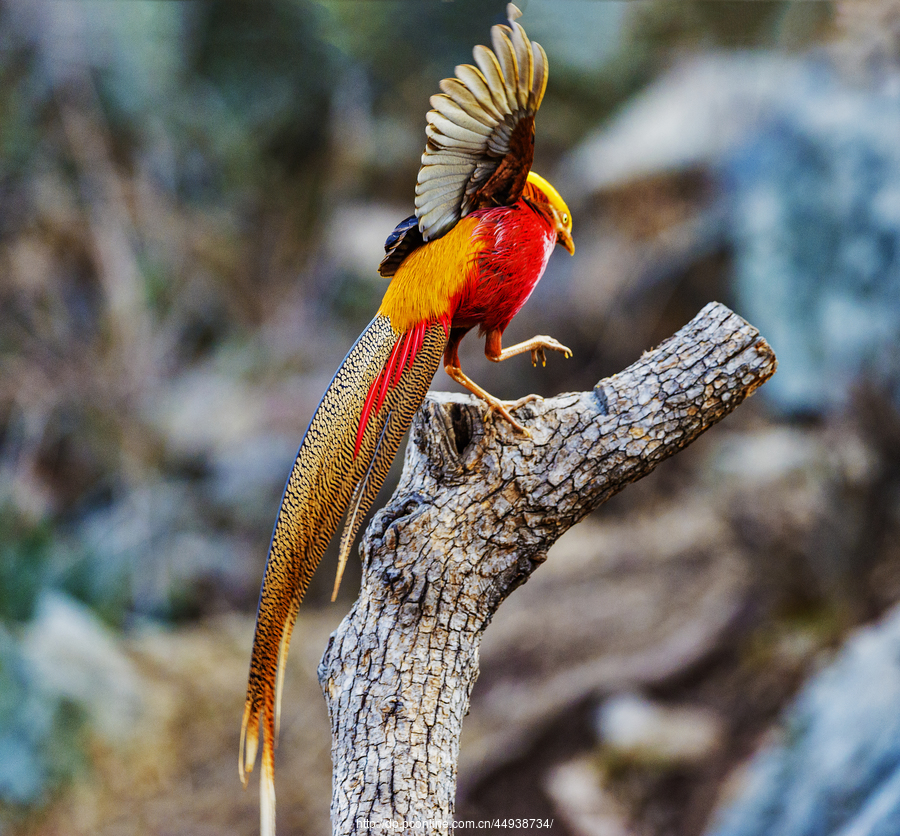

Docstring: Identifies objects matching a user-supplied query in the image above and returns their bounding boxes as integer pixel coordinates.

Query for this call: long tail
[239,313,449,836]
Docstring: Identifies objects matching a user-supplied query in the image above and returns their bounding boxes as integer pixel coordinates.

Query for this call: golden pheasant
[239,5,573,833]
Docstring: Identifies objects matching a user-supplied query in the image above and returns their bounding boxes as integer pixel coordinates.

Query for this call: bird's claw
[493,402,531,436]
[509,392,541,410]
[479,394,532,435]
[530,337,572,367]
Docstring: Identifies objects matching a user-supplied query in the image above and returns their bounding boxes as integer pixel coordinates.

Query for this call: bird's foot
[508,392,541,410]
[489,399,532,436]
[445,363,532,436]
[529,336,573,367]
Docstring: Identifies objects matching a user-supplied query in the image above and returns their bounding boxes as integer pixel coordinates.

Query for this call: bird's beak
[558,228,575,255]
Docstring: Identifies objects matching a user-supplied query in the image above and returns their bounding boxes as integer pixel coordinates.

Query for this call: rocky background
[1,1,900,834]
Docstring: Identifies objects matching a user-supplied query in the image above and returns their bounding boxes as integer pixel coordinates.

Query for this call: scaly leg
[444,362,531,434]
[442,327,573,435]
[486,328,573,412]
[484,329,572,367]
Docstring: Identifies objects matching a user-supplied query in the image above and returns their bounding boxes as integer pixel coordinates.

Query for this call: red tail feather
[354,320,434,458]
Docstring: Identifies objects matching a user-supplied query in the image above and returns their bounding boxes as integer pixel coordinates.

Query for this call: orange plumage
[239,6,574,834]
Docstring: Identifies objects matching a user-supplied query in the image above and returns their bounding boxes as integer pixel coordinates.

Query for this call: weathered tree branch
[318,302,776,834]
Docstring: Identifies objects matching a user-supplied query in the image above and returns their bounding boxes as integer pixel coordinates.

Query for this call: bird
[239,5,574,834]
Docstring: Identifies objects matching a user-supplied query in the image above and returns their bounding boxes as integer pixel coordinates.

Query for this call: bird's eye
[562,213,569,225]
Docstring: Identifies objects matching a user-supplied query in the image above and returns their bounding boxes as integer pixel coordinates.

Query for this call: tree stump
[318,302,777,834]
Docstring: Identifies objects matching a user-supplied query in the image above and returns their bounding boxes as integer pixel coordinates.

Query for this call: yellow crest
[526,171,574,253]
[526,171,572,233]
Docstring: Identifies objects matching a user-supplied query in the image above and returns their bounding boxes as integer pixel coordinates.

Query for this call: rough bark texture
[318,302,777,835]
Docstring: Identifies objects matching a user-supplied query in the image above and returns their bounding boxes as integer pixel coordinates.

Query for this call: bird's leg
[484,329,572,368]
[444,364,531,434]
[484,328,573,412]
[443,327,530,434]
[442,328,574,434]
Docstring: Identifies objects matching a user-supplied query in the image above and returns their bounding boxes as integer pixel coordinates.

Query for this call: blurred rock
[727,62,900,416]
[0,591,146,816]
[76,480,248,618]
[459,503,748,794]
[707,427,884,612]
[564,49,900,418]
[0,627,74,809]
[545,757,633,836]
[12,612,338,836]
[562,53,805,197]
[706,602,900,836]
[21,591,143,742]
[596,693,724,767]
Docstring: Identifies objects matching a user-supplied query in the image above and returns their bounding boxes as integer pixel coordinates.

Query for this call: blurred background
[1,0,899,834]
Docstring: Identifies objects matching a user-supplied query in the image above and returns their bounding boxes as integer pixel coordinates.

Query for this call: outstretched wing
[379,3,548,277]
[418,3,548,235]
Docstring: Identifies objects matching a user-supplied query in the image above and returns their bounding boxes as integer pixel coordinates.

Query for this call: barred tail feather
[240,314,448,835]
[332,318,448,600]
[332,417,392,601]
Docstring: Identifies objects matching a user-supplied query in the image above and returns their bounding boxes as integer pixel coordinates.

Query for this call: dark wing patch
[414,3,548,242]
[471,114,534,209]
[378,214,424,278]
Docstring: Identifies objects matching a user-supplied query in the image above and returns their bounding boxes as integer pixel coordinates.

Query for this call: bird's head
[525,171,574,255]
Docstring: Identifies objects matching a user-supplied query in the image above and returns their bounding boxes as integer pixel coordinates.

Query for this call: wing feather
[420,204,459,234]
[413,3,548,243]
[454,64,506,121]
[510,22,533,109]
[531,41,548,109]
[427,110,489,144]
[473,45,513,116]
[417,191,466,213]
[417,164,471,183]
[429,94,495,134]
[438,78,498,123]
[425,124,483,152]
[488,27,520,111]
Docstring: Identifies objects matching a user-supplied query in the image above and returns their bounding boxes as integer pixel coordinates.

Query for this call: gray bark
[318,301,777,835]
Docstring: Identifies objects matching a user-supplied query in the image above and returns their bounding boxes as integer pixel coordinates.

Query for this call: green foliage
[317,0,501,79]
[189,0,336,179]
[0,505,130,630]
[0,510,54,625]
